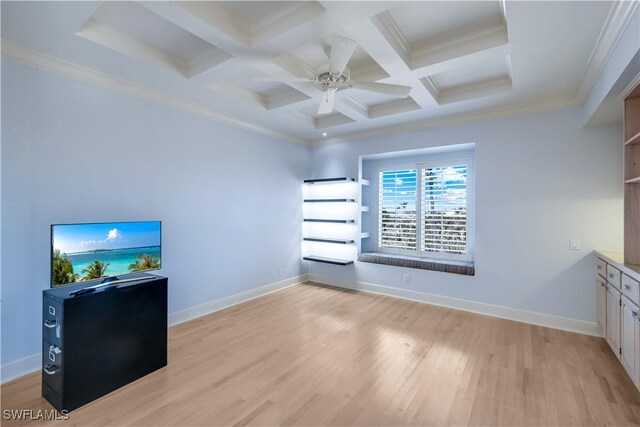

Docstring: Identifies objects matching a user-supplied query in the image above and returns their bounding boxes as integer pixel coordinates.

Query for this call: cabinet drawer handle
[43,365,58,375]
[624,284,631,291]
[609,273,615,278]
[597,265,602,270]
[44,320,56,328]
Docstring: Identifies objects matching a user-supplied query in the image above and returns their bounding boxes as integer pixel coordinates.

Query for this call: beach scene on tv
[52,221,161,287]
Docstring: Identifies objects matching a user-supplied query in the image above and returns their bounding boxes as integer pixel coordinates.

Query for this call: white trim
[314,95,580,146]
[0,274,309,385]
[619,71,640,100]
[308,273,601,337]
[0,40,310,147]
[0,39,591,147]
[578,0,640,102]
[0,353,41,385]
[168,274,307,326]
[374,11,412,62]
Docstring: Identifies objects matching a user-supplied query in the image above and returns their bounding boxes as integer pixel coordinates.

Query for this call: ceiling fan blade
[350,81,412,98]
[329,35,358,75]
[317,90,336,115]
[251,76,312,82]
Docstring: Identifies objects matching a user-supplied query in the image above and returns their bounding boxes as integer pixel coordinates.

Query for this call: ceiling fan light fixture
[318,89,336,115]
[253,34,411,115]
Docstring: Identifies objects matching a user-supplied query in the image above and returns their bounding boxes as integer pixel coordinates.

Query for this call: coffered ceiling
[1,1,634,145]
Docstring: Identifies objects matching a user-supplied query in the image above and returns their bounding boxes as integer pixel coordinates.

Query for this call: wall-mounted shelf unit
[304,177,355,184]
[358,178,370,251]
[304,198,356,203]
[302,177,358,266]
[303,238,355,244]
[303,219,355,223]
[624,84,640,265]
[303,256,354,266]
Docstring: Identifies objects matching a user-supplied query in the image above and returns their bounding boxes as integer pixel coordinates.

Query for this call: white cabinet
[607,264,622,289]
[606,284,621,356]
[621,297,639,385]
[597,278,607,333]
[596,258,607,278]
[622,274,640,305]
[596,254,640,390]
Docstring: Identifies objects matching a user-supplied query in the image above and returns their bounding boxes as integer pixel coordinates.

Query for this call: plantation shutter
[420,164,468,257]
[378,169,417,251]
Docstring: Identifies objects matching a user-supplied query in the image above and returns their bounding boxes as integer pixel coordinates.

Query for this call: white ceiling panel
[0,0,628,144]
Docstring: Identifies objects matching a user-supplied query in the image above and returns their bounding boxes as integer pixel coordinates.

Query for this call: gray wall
[310,108,623,322]
[0,55,626,368]
[1,58,310,365]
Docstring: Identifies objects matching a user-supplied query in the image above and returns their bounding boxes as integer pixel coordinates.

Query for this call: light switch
[570,238,580,250]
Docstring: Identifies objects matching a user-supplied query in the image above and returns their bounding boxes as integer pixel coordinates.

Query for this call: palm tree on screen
[82,260,109,280]
[52,249,78,285]
[128,254,160,272]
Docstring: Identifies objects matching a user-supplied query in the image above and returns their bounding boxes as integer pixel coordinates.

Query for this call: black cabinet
[42,274,168,412]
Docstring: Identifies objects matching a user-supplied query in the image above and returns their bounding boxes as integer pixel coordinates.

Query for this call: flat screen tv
[51,221,161,287]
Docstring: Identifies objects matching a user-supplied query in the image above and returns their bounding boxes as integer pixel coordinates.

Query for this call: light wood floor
[2,283,639,426]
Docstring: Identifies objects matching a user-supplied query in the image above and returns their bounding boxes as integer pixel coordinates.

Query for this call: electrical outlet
[570,238,580,250]
[403,274,411,285]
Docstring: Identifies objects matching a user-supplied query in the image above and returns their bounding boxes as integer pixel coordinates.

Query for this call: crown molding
[345,95,370,115]
[312,95,580,147]
[619,71,640,100]
[1,40,310,147]
[250,2,325,46]
[437,76,513,105]
[374,11,412,61]
[578,0,640,102]
[76,18,189,77]
[315,113,354,129]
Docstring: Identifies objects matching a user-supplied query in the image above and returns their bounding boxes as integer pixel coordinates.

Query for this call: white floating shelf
[360,179,370,186]
[360,206,370,212]
[360,232,370,239]
[625,176,640,184]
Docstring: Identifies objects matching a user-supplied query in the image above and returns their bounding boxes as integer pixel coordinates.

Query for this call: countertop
[594,250,640,281]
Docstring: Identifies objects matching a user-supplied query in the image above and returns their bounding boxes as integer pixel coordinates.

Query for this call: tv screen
[51,221,161,287]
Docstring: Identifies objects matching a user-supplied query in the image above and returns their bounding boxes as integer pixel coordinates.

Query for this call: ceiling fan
[254,35,412,115]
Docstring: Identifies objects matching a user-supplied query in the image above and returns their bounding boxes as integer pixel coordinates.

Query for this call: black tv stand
[42,274,167,412]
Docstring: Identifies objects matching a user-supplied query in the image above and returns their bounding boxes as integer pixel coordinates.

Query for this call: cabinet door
[597,279,607,333]
[606,285,621,356]
[621,298,639,384]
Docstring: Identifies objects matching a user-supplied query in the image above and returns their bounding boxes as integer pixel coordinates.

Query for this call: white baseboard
[0,353,42,385]
[308,273,602,337]
[1,274,309,385]
[168,274,308,326]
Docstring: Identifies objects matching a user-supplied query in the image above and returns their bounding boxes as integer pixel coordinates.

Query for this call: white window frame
[375,158,474,262]
[376,164,419,257]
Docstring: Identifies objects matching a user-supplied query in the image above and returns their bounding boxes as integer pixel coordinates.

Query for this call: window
[379,169,418,253]
[377,159,472,261]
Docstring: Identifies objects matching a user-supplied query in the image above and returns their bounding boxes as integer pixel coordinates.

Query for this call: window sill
[357,252,475,276]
